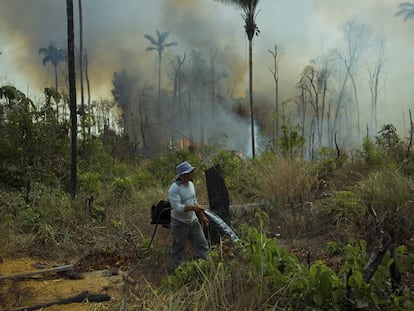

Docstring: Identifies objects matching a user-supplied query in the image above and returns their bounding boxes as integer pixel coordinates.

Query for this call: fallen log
[14,291,110,311]
[0,264,74,281]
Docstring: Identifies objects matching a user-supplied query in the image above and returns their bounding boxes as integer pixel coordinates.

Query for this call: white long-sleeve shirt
[168,181,198,224]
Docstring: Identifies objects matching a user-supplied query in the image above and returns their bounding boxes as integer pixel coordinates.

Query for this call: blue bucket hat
[176,161,195,176]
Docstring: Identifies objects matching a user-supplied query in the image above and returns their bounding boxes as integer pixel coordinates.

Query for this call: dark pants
[170,217,209,271]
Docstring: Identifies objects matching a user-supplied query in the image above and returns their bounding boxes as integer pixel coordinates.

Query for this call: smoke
[1,0,414,150]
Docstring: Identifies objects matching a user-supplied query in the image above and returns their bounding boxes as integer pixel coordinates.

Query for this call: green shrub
[111,176,134,202]
[354,170,414,212]
[133,169,153,190]
[361,136,386,168]
[78,171,102,194]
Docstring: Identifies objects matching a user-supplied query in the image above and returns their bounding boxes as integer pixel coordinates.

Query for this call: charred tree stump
[205,165,230,245]
[389,240,402,295]
[362,203,393,282]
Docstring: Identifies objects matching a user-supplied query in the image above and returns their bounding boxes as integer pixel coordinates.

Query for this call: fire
[177,138,201,159]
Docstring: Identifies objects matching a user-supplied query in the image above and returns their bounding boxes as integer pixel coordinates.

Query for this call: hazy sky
[1,0,413,138]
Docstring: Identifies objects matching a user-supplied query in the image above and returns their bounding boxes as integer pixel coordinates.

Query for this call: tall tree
[38,41,67,91]
[213,0,260,158]
[168,53,187,146]
[298,60,330,155]
[367,38,386,136]
[269,43,280,150]
[78,0,86,152]
[332,18,371,147]
[66,0,77,198]
[144,30,177,107]
[144,30,177,150]
[395,2,414,21]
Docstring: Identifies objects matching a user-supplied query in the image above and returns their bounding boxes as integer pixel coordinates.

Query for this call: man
[168,161,209,272]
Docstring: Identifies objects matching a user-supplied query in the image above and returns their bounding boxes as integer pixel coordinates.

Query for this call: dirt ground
[0,226,172,311]
[0,257,125,310]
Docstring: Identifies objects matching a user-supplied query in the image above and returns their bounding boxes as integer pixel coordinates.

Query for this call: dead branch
[406,109,413,160]
[0,264,74,281]
[14,291,110,311]
[334,132,340,160]
[362,203,393,282]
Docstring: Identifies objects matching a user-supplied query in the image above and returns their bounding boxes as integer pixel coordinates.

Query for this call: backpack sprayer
[150,200,240,242]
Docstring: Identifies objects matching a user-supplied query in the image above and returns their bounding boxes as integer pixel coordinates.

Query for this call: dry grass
[253,157,318,207]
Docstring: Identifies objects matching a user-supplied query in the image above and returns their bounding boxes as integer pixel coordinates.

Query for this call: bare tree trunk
[157,52,162,150]
[85,50,91,137]
[210,48,218,117]
[269,44,279,150]
[54,64,58,92]
[78,0,86,157]
[78,0,84,113]
[67,0,77,198]
[300,87,306,156]
[249,39,255,158]
[368,39,385,136]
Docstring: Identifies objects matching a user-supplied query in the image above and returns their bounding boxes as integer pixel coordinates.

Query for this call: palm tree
[66,0,77,198]
[144,30,177,108]
[395,2,414,20]
[145,30,176,150]
[38,41,67,91]
[213,0,260,158]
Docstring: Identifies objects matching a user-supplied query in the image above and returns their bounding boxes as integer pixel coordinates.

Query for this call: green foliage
[287,261,344,310]
[360,124,407,170]
[132,169,153,190]
[78,171,102,194]
[159,209,414,310]
[205,148,241,179]
[0,86,70,188]
[354,169,414,213]
[312,146,340,177]
[318,190,365,231]
[243,211,301,280]
[376,124,406,162]
[111,176,134,202]
[147,149,200,186]
[78,137,114,175]
[100,129,133,161]
[6,183,73,232]
[0,189,28,225]
[326,240,344,256]
[334,191,364,224]
[202,147,257,200]
[19,207,42,231]
[361,136,386,168]
[162,258,211,290]
[276,119,305,157]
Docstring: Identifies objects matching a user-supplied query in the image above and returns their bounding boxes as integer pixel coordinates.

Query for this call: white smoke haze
[1,0,414,152]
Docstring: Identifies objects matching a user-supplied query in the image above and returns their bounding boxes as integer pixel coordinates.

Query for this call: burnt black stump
[204,165,230,245]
